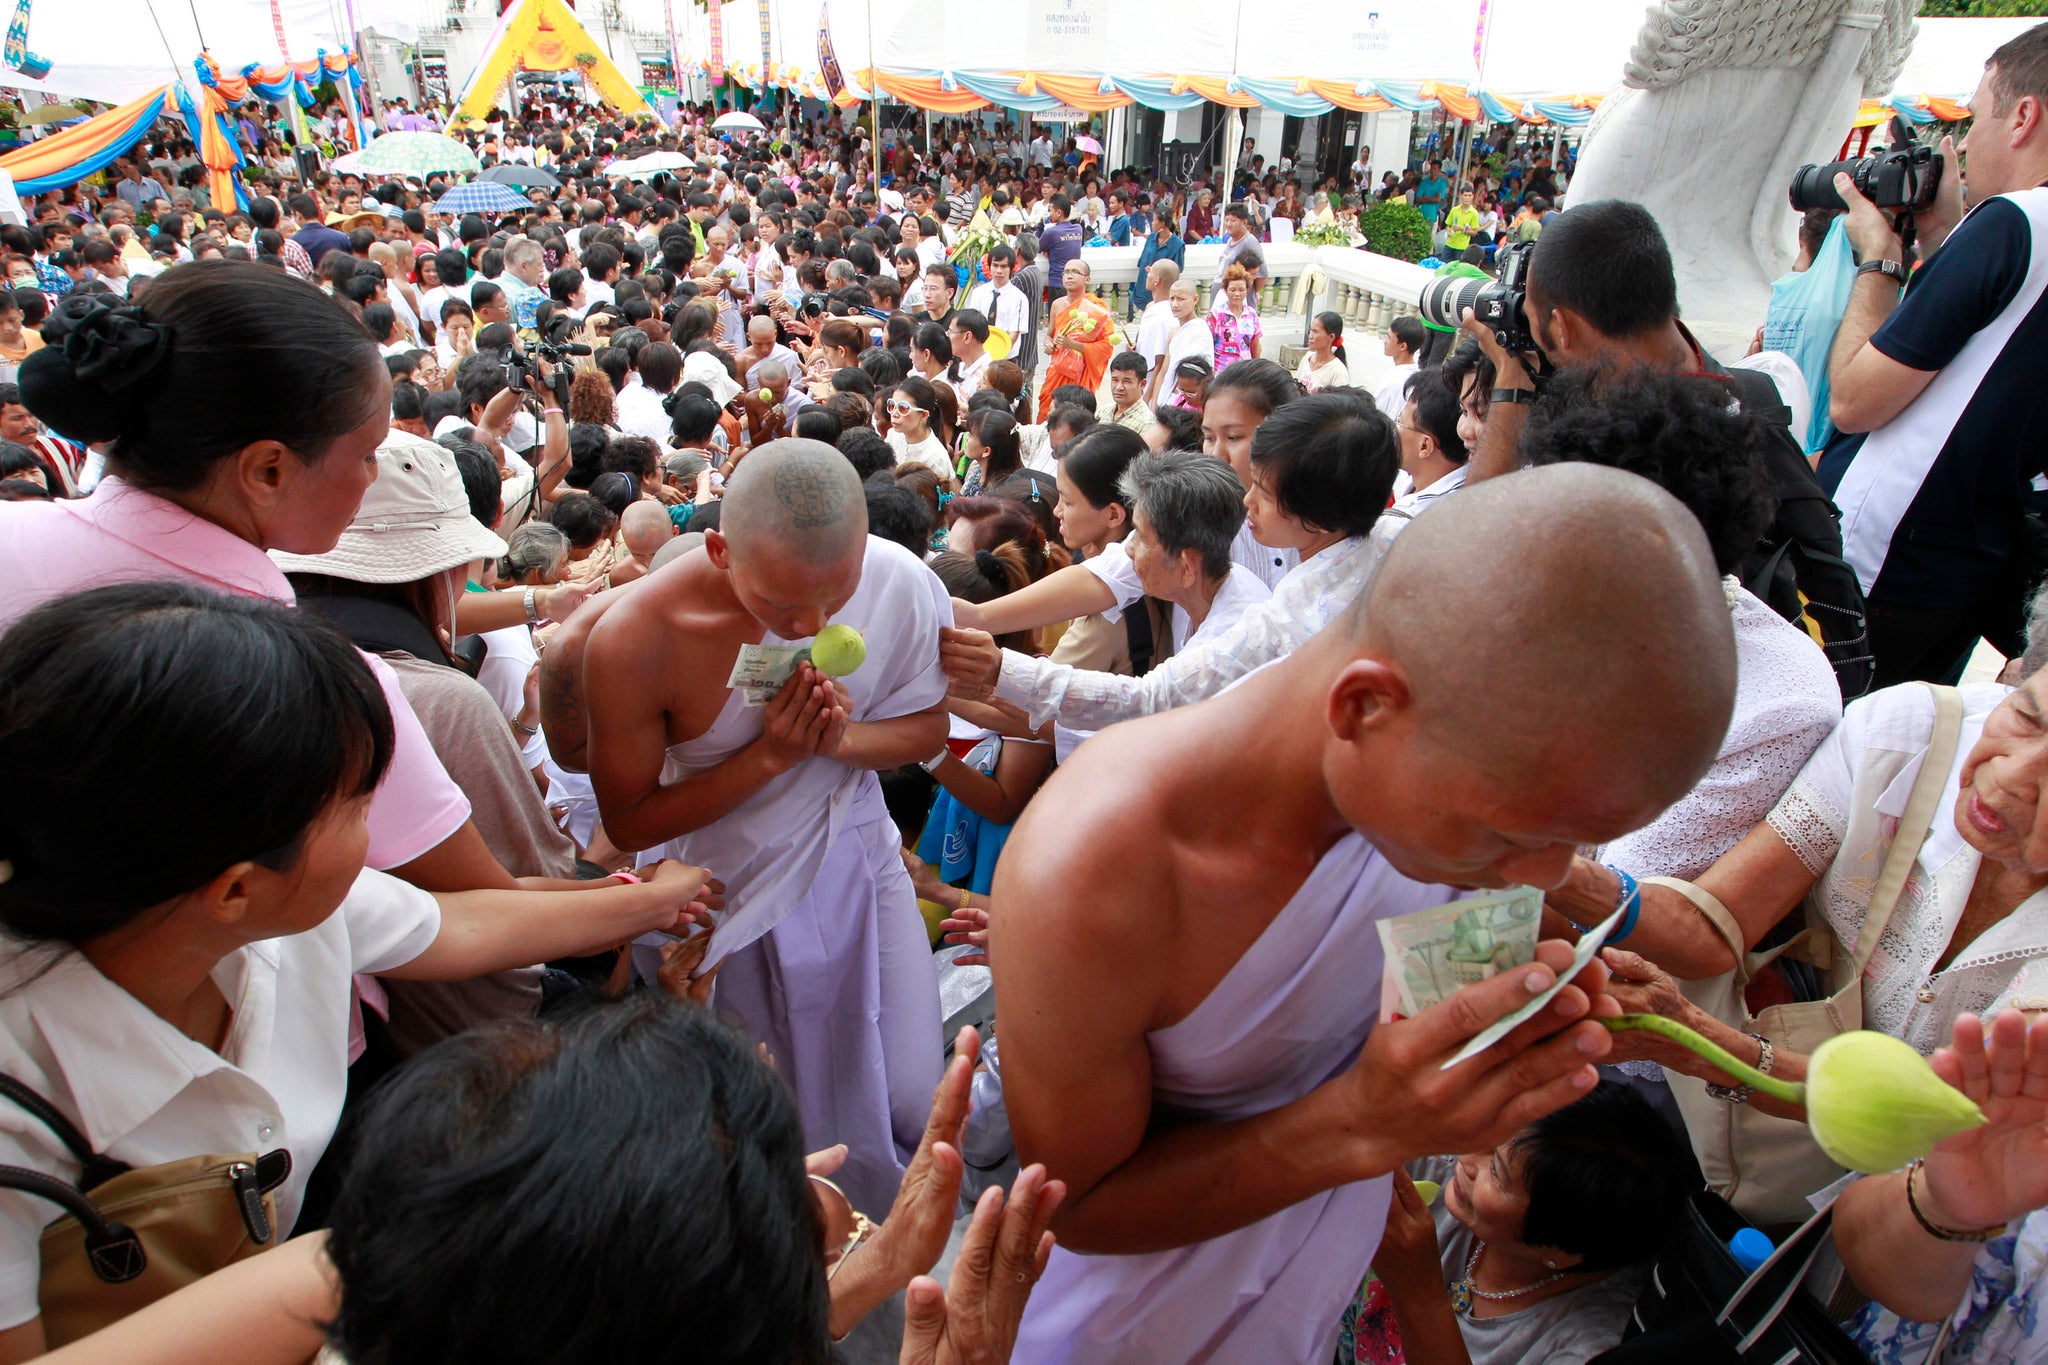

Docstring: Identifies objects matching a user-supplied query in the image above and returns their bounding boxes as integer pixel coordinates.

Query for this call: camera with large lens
[1417,238,1538,355]
[1789,142,1941,214]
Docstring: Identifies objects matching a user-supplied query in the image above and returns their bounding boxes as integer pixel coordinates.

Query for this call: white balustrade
[1078,241,1440,346]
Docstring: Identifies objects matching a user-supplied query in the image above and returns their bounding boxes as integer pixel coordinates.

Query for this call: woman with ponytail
[959,406,1023,496]
[1295,311,1350,393]
[0,261,553,893]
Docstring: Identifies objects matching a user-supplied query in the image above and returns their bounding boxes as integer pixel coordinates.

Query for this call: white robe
[650,537,951,1211]
[1015,834,1457,1363]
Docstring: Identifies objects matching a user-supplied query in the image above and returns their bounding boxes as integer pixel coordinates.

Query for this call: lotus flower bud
[1805,1030,1985,1173]
[809,623,867,678]
[1603,1016,1985,1174]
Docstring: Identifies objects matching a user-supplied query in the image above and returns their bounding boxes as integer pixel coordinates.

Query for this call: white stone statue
[1566,0,1921,359]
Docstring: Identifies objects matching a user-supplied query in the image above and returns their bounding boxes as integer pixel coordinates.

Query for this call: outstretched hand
[899,1163,1064,1365]
[828,1027,985,1342]
[1919,1011,2048,1230]
[940,628,1002,700]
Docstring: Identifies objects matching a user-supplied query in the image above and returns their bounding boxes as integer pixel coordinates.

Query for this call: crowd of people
[0,19,2044,1365]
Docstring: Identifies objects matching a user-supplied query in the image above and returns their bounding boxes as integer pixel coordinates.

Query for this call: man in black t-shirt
[1822,22,2048,685]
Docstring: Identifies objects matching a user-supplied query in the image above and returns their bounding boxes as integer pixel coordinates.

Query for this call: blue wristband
[1604,864,1642,944]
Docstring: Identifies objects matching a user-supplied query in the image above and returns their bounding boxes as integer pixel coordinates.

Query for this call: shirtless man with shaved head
[582,440,952,1210]
[997,464,1740,1363]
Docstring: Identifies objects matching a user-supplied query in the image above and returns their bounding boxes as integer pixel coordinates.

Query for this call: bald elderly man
[583,440,951,1212]
[995,465,1738,1363]
[605,501,676,588]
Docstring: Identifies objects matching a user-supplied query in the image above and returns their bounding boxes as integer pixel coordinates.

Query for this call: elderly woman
[1584,609,2048,1078]
[941,391,1399,735]
[1118,450,1271,660]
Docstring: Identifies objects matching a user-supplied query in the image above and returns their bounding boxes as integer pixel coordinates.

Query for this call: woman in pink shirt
[7,263,536,894]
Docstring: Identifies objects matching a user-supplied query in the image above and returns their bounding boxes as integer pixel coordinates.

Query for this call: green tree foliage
[1919,0,2048,15]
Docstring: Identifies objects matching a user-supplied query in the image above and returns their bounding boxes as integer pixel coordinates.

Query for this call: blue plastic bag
[1763,217,1856,455]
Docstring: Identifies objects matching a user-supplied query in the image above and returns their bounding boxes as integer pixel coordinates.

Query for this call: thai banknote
[726,642,809,706]
[1377,886,1543,1021]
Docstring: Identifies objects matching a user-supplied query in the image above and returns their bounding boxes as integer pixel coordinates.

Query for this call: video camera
[1417,238,1540,358]
[506,313,590,406]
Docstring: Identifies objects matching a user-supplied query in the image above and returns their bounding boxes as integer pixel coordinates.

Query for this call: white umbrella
[1075,135,1103,155]
[606,150,694,179]
[712,110,766,133]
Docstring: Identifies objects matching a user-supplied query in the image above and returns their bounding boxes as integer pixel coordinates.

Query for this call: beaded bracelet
[1906,1159,2008,1243]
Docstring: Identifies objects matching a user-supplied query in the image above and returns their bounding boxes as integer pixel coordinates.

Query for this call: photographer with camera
[1821,23,2048,688]
[1444,200,1874,700]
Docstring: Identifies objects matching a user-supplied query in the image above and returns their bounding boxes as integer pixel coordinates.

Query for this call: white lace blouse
[1766,681,2048,1053]
[1603,584,1842,879]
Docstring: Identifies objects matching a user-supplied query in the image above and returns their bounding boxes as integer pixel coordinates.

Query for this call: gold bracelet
[1905,1159,2008,1243]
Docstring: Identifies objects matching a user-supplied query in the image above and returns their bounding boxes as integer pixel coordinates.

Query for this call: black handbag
[1589,1191,1865,1365]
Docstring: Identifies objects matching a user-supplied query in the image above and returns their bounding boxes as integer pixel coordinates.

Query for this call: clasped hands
[759,661,855,768]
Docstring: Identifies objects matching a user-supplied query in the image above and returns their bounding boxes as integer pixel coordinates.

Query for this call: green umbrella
[351,131,480,178]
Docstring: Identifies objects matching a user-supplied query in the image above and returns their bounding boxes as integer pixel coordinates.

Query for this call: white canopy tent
[667,0,1636,103]
[3,0,413,105]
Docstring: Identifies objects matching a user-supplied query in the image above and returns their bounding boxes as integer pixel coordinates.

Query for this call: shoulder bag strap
[1848,684,1965,971]
[0,1074,129,1188]
[0,1165,146,1284]
[1642,876,1751,983]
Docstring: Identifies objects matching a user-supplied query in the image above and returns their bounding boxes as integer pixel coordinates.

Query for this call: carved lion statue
[1566,0,1920,358]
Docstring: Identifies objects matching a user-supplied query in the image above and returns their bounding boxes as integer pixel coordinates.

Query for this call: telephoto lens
[1418,273,1491,332]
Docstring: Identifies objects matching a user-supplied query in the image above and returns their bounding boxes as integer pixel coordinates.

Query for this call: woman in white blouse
[0,584,716,1358]
[1578,671,2048,1078]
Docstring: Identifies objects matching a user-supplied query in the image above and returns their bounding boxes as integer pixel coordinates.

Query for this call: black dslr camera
[1417,237,1539,357]
[1789,140,1942,215]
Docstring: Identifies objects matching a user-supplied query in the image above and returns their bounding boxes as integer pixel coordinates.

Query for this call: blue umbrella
[433,180,533,216]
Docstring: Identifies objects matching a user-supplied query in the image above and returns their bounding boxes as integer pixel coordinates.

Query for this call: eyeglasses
[886,400,923,415]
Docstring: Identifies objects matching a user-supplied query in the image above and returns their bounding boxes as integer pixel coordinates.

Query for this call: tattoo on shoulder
[774,461,841,530]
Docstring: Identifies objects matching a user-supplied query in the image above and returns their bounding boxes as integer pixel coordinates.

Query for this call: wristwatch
[918,748,950,774]
[1489,387,1538,406]
[1857,258,1908,286]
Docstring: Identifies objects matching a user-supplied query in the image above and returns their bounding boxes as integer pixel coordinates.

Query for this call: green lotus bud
[1602,1016,1985,1174]
[1411,1179,1441,1206]
[1805,1030,1985,1174]
[809,623,867,678]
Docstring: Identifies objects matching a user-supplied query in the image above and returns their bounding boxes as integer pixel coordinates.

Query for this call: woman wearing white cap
[275,435,586,1052]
